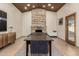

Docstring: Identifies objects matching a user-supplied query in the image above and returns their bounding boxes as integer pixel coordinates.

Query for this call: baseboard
[57,37,65,41]
[16,36,26,40]
[57,37,62,40]
[50,36,57,38]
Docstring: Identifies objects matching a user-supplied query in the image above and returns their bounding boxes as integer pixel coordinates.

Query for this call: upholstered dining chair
[30,40,48,56]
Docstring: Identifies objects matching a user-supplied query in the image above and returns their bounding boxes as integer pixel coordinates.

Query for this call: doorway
[65,13,76,46]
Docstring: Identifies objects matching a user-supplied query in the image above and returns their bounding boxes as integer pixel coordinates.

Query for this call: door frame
[65,13,76,46]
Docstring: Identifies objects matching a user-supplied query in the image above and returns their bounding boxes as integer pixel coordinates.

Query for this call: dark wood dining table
[24,32,54,56]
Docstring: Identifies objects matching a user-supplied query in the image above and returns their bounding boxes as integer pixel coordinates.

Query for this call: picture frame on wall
[59,18,63,25]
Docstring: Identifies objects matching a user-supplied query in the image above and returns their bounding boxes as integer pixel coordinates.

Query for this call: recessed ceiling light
[48,3,51,6]
[24,6,27,10]
[27,4,30,7]
[51,6,54,9]
[43,5,46,8]
[32,5,35,8]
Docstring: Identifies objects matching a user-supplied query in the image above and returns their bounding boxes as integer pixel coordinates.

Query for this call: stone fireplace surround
[31,9,46,33]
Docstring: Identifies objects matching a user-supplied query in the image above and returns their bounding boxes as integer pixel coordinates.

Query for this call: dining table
[24,32,54,56]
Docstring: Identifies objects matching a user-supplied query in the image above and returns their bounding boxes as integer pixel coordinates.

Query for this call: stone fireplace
[31,9,46,33]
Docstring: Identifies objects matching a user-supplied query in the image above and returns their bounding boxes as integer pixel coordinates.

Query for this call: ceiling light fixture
[43,5,46,8]
[27,4,30,7]
[24,6,27,10]
[32,5,35,8]
[48,3,51,6]
[51,6,54,9]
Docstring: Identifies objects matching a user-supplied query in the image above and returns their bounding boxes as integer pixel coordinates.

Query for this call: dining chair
[30,40,48,56]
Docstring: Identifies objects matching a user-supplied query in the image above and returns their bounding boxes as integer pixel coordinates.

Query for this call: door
[65,13,76,46]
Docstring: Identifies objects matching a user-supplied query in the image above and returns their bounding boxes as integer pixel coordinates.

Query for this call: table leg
[49,41,52,56]
[26,41,28,56]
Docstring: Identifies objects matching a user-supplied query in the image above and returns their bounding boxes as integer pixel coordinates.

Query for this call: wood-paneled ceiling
[13,3,65,13]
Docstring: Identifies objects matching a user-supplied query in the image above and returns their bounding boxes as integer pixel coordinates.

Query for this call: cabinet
[8,32,16,43]
[2,33,8,46]
[48,31,57,37]
[0,32,16,48]
[0,35,3,48]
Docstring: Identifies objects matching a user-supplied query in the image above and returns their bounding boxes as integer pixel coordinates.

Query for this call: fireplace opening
[35,30,42,32]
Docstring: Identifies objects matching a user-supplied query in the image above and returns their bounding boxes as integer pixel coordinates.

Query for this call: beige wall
[22,10,58,36]
[22,11,32,36]
[0,3,22,39]
[46,11,57,36]
[57,3,79,47]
